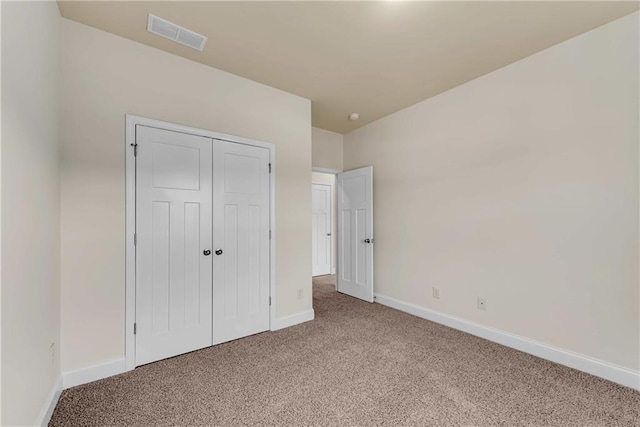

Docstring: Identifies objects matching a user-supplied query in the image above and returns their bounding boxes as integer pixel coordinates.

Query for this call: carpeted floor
[50,275,639,426]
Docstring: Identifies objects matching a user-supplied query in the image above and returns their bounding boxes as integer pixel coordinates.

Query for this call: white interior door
[337,166,374,302]
[212,140,270,344]
[135,126,213,366]
[312,184,332,277]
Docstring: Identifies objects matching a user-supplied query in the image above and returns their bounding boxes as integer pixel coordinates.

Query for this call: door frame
[125,114,276,370]
[312,167,340,289]
[311,182,332,277]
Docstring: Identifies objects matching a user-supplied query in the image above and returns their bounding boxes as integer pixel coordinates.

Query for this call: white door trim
[312,167,339,284]
[312,166,341,174]
[125,114,276,371]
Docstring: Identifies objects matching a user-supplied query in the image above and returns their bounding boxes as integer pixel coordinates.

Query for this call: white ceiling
[57,1,639,134]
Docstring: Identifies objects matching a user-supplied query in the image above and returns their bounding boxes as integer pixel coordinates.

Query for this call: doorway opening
[312,170,337,289]
[311,166,375,301]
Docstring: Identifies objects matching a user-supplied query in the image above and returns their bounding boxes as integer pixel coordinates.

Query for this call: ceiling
[57,1,639,134]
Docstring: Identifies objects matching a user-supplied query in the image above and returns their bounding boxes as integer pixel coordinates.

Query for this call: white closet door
[312,184,332,276]
[212,140,270,344]
[337,166,374,302]
[135,126,213,366]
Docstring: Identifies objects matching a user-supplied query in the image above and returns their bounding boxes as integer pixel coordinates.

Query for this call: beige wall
[312,172,336,274]
[312,127,343,171]
[311,127,342,275]
[1,2,61,425]
[344,13,639,370]
[60,18,312,373]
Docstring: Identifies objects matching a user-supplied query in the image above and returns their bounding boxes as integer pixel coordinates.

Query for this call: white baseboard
[60,313,315,391]
[271,309,315,331]
[36,374,62,427]
[374,293,640,391]
[62,357,127,389]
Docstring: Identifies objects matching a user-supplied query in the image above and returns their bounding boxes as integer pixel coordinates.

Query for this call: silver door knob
[326,233,332,236]
[203,249,211,256]
[364,238,371,244]
[215,249,223,256]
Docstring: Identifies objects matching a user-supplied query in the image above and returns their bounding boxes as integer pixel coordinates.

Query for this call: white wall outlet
[477,297,487,311]
[297,288,304,299]
[432,287,440,299]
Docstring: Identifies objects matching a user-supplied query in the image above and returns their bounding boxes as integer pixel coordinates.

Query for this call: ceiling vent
[147,14,207,51]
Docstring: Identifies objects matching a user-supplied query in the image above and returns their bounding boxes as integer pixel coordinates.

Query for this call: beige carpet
[50,275,639,426]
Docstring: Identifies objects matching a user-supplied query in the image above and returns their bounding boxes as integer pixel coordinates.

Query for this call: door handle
[203,249,211,256]
[326,233,332,236]
[215,249,223,256]
[364,238,374,244]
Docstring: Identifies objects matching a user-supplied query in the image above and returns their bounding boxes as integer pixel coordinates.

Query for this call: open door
[337,166,374,302]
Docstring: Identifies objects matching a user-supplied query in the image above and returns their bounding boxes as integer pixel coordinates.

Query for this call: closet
[134,125,270,366]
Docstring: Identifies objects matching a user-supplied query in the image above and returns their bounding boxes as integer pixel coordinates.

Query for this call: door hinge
[134,233,137,245]
[269,230,272,240]
[130,143,138,156]
[268,163,271,173]
[133,323,137,335]
[269,296,271,306]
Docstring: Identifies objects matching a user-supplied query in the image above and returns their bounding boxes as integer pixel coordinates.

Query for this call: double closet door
[135,125,270,366]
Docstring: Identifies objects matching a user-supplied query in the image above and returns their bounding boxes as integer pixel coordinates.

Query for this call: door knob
[203,249,211,256]
[364,238,374,244]
[215,249,223,256]
[326,233,332,236]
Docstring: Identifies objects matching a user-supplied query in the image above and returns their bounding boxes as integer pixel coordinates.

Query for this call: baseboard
[271,309,315,331]
[62,357,127,389]
[374,293,640,391]
[60,313,316,389]
[36,374,62,427]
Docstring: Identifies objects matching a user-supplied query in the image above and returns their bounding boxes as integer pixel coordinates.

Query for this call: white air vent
[147,14,207,51]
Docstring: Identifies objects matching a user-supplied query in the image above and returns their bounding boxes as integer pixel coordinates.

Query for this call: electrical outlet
[477,297,487,311]
[297,288,304,300]
[50,342,55,365]
[432,287,440,299]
